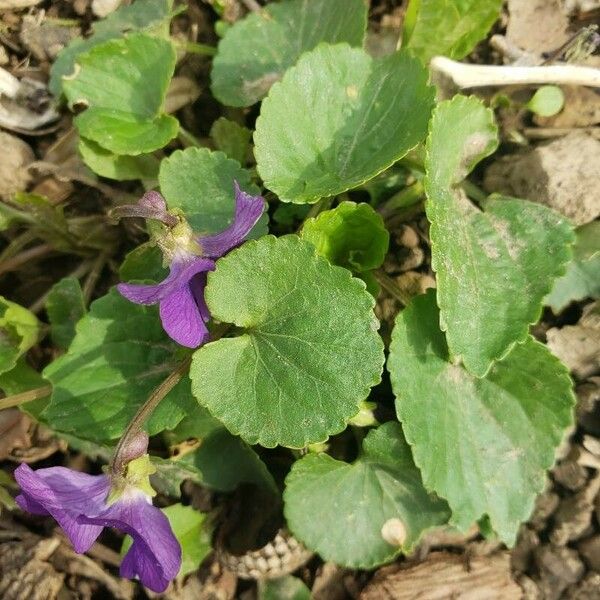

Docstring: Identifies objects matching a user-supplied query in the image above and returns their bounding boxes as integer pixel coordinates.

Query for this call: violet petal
[117,257,214,306]
[14,464,109,553]
[159,284,210,348]
[198,182,265,258]
[189,271,211,323]
[81,495,181,593]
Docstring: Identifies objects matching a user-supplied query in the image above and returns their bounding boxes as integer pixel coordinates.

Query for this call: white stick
[0,67,21,98]
[430,56,600,98]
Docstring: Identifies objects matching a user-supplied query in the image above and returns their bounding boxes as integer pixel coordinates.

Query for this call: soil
[1,0,599,598]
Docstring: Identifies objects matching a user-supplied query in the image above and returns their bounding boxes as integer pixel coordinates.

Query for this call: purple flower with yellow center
[14,454,180,593]
[116,182,265,348]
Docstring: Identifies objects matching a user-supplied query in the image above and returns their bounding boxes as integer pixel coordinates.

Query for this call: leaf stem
[177,125,204,148]
[0,385,52,410]
[303,197,333,223]
[373,270,412,307]
[82,252,109,305]
[110,357,192,473]
[379,181,424,218]
[179,41,217,57]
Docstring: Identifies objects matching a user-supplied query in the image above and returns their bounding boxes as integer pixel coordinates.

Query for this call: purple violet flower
[117,182,265,348]
[14,459,181,593]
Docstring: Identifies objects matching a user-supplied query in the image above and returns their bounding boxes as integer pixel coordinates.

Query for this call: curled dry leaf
[0,408,31,460]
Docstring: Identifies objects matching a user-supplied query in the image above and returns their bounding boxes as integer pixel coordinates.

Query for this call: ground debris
[484,132,600,226]
[19,12,77,62]
[361,551,521,599]
[0,131,34,201]
[546,301,600,380]
[0,528,64,600]
[534,545,585,599]
[506,0,570,56]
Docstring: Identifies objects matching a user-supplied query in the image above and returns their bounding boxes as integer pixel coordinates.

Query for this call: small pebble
[397,246,425,272]
[577,535,600,572]
[552,460,588,491]
[394,224,419,249]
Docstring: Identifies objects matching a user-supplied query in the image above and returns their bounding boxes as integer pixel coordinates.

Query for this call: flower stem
[0,385,52,410]
[177,126,204,148]
[111,357,192,472]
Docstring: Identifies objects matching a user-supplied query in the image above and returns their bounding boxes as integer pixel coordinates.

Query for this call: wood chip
[360,551,522,599]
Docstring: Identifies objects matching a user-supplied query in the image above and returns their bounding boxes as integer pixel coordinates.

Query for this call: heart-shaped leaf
[63,33,178,155]
[50,0,172,96]
[403,0,502,63]
[43,289,196,442]
[211,0,367,107]
[388,291,575,544]
[79,138,159,181]
[190,235,384,448]
[425,95,574,376]
[284,422,450,567]
[255,45,434,204]
[159,147,267,236]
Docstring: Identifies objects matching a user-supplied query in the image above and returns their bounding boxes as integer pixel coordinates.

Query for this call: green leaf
[163,404,278,494]
[46,277,86,351]
[119,243,167,283]
[159,147,268,235]
[255,45,434,204]
[388,291,575,544]
[211,0,368,107]
[546,222,600,312]
[526,86,565,117]
[301,201,389,272]
[403,0,502,63]
[258,576,311,600]
[0,360,49,420]
[0,297,39,376]
[177,428,278,494]
[190,235,384,448]
[50,0,172,96]
[122,504,211,577]
[210,117,252,165]
[42,289,196,442]
[284,422,450,567]
[425,95,574,377]
[63,33,178,155]
[79,138,160,181]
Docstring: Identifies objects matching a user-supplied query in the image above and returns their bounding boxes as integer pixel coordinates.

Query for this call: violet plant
[116,183,265,347]
[0,0,587,593]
